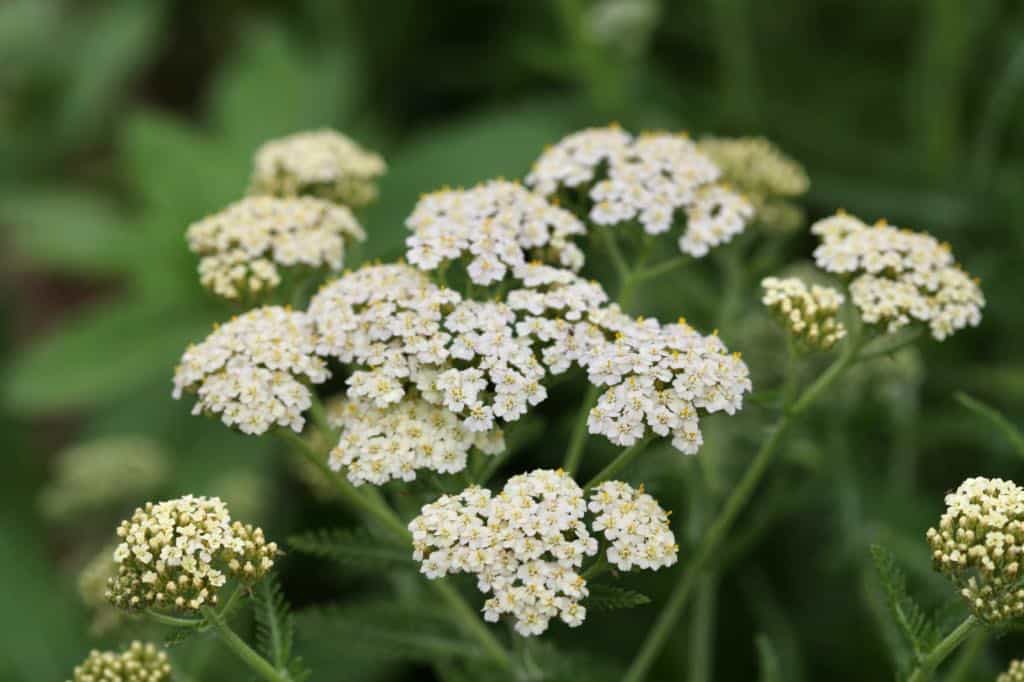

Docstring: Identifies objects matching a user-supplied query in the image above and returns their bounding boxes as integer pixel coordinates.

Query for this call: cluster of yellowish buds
[761,276,847,351]
[69,642,171,682]
[998,660,1024,682]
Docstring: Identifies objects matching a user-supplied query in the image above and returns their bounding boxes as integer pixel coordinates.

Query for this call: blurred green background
[2,1,1023,680]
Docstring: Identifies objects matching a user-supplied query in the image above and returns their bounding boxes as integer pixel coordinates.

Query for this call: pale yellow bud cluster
[761,276,847,351]
[69,642,171,682]
[926,477,1024,622]
[107,496,277,615]
[79,544,123,635]
[998,660,1024,682]
[250,129,386,207]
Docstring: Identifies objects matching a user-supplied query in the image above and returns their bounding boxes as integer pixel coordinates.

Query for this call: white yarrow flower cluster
[811,211,984,340]
[589,481,678,570]
[186,196,365,299]
[107,496,277,614]
[405,180,586,284]
[327,395,505,486]
[250,129,386,207]
[761,276,847,351]
[526,125,754,257]
[409,470,597,636]
[173,306,329,435]
[926,477,1024,622]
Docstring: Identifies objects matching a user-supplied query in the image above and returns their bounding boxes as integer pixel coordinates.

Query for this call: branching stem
[202,606,291,682]
[906,616,979,682]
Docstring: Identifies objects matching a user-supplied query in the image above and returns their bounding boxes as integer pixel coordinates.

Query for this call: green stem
[563,384,601,476]
[942,628,987,682]
[583,437,654,491]
[687,574,718,682]
[600,228,630,282]
[582,553,610,581]
[201,606,290,682]
[145,609,203,628]
[430,579,513,669]
[855,328,924,363]
[906,616,979,682]
[623,336,864,682]
[632,256,689,283]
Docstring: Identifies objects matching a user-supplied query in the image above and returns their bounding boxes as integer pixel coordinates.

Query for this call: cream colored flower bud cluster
[69,642,171,682]
[697,136,809,233]
[761,276,847,351]
[812,211,984,340]
[526,125,753,258]
[409,469,677,636]
[405,180,586,285]
[309,264,546,441]
[250,129,386,207]
[328,394,504,486]
[187,196,364,300]
[173,306,329,435]
[926,477,1024,622]
[40,435,168,522]
[998,660,1024,682]
[107,496,277,615]
[589,481,678,571]
[79,544,123,635]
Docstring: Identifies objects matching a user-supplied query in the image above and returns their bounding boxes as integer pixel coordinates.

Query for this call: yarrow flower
[405,180,587,285]
[926,477,1024,622]
[173,306,328,435]
[107,495,277,614]
[69,642,171,682]
[811,211,984,340]
[526,125,753,257]
[249,129,386,207]
[588,481,678,571]
[409,469,677,636]
[761,276,847,351]
[186,196,365,300]
[328,395,504,486]
[308,264,546,441]
[999,660,1024,682]
[39,435,168,522]
[697,136,809,233]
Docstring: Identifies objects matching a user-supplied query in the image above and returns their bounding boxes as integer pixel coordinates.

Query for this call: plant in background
[69,641,171,682]
[1000,660,1024,682]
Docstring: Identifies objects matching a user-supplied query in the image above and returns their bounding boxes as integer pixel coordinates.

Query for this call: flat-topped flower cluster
[927,477,1024,622]
[811,211,984,340]
[409,469,676,635]
[761,276,847,351]
[406,180,586,284]
[173,306,328,435]
[527,125,753,257]
[187,196,365,300]
[107,495,276,614]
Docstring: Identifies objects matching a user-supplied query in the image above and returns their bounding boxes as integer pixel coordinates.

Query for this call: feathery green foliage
[585,584,652,612]
[870,544,940,671]
[287,528,416,572]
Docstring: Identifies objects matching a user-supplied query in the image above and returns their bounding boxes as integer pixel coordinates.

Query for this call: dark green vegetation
[2,1,1023,680]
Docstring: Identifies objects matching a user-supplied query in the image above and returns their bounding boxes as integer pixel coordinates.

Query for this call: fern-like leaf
[585,584,651,612]
[869,544,939,667]
[253,576,294,669]
[288,528,416,572]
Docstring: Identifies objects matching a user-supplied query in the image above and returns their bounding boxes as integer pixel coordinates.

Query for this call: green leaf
[288,528,416,572]
[295,601,486,665]
[2,298,213,415]
[584,583,651,612]
[360,100,581,260]
[253,576,295,669]
[755,634,782,682]
[869,544,939,669]
[955,391,1024,460]
[1,188,143,276]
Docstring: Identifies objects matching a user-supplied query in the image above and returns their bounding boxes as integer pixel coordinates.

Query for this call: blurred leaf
[869,544,939,671]
[3,298,212,415]
[254,576,310,680]
[209,26,363,153]
[361,100,581,259]
[955,391,1024,459]
[755,634,782,682]
[585,583,652,612]
[288,527,415,572]
[2,188,142,276]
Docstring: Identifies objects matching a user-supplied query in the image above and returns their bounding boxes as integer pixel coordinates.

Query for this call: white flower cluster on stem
[526,125,753,257]
[107,496,276,614]
[507,268,751,454]
[811,211,984,340]
[408,469,677,636]
[173,306,328,435]
[405,180,586,285]
[927,477,1024,622]
[186,196,365,300]
[761,276,847,351]
[327,394,505,486]
[249,129,386,207]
